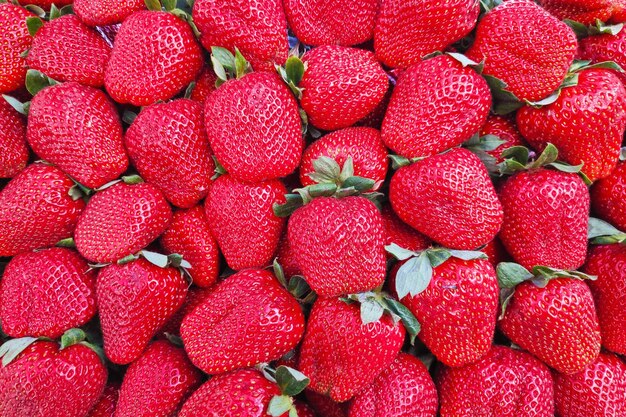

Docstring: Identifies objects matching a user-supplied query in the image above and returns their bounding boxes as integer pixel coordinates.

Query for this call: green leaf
[568,60,592,73]
[60,328,86,349]
[500,146,529,165]
[584,61,624,72]
[24,4,46,17]
[184,81,196,99]
[3,95,27,115]
[447,52,480,68]
[275,366,310,396]
[117,254,139,265]
[25,69,54,96]
[385,243,417,261]
[341,176,375,192]
[48,3,60,19]
[273,259,287,288]
[360,298,385,325]
[140,250,169,268]
[388,154,412,169]
[122,110,137,125]
[234,48,250,79]
[525,91,560,107]
[448,250,488,261]
[268,395,293,417]
[595,21,623,36]
[529,143,559,169]
[210,55,227,82]
[547,161,583,173]
[310,156,341,183]
[59,4,73,15]
[121,175,144,184]
[26,16,43,37]
[167,253,191,269]
[287,275,313,300]
[425,248,451,267]
[162,0,176,10]
[475,134,507,152]
[273,194,304,218]
[498,288,515,320]
[144,0,162,11]
[339,157,354,181]
[620,147,626,161]
[211,46,235,71]
[285,56,305,85]
[496,262,533,289]
[56,237,75,248]
[0,337,38,367]
[395,252,433,300]
[483,74,522,115]
[384,297,421,344]
[564,19,591,38]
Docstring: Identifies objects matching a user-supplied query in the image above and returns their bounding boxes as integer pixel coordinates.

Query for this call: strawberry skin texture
[27,82,128,189]
[115,340,203,417]
[74,0,146,27]
[26,15,112,87]
[299,127,388,187]
[499,278,601,374]
[436,345,554,417]
[381,205,430,255]
[160,206,220,288]
[160,285,212,335]
[125,99,214,208]
[104,11,203,106]
[306,390,348,417]
[381,55,491,159]
[498,169,590,270]
[0,164,85,257]
[96,258,187,365]
[0,98,28,178]
[74,182,172,263]
[204,72,303,183]
[538,0,616,25]
[0,247,96,338]
[483,237,511,268]
[288,196,386,297]
[591,162,626,231]
[300,45,388,131]
[274,231,303,277]
[0,4,33,94]
[181,269,304,374]
[15,0,72,9]
[480,115,526,164]
[390,148,503,250]
[87,383,119,417]
[0,341,107,417]
[189,65,216,104]
[466,0,578,102]
[374,0,479,69]
[517,69,626,182]
[579,29,626,85]
[348,353,438,417]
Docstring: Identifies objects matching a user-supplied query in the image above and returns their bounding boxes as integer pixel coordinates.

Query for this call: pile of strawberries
[2,0,626,415]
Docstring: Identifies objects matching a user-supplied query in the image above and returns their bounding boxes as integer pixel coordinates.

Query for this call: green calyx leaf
[530,265,597,288]
[496,262,533,289]
[2,95,29,115]
[483,74,522,115]
[388,154,416,170]
[383,296,421,345]
[498,143,583,177]
[588,217,626,244]
[0,337,38,367]
[273,258,287,288]
[287,275,316,304]
[565,19,624,38]
[267,395,294,417]
[184,81,196,99]
[274,366,310,397]
[211,156,228,180]
[276,56,305,99]
[144,0,162,11]
[55,237,75,248]
[569,59,625,74]
[60,328,86,349]
[24,4,46,17]
[121,175,144,185]
[463,134,507,152]
[25,69,57,96]
[210,47,251,84]
[447,52,484,73]
[26,16,43,37]
[137,250,191,269]
[162,0,176,10]
[48,3,60,19]
[122,110,137,125]
[525,90,561,108]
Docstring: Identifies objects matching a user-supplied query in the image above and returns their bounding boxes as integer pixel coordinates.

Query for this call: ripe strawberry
[74,0,146,27]
[104,11,203,106]
[483,237,511,268]
[125,99,214,208]
[517,69,626,182]
[479,115,526,164]
[87,384,119,417]
[0,163,85,257]
[204,72,303,182]
[374,0,479,69]
[284,0,377,46]
[466,0,578,102]
[192,0,288,72]
[0,4,33,94]
[349,353,438,417]
[0,247,96,338]
[382,205,430,255]
[538,0,621,25]
[15,0,72,9]
[74,182,172,263]
[115,340,203,417]
[579,29,626,85]
[181,269,305,374]
[389,148,503,250]
[26,15,112,87]
[160,286,212,335]
[274,232,302,278]
[188,65,216,104]
[305,390,348,417]
[0,98,28,178]
[96,258,187,364]
[591,161,626,230]
[300,45,388,131]
[436,345,554,416]
[381,55,491,158]
[27,82,128,189]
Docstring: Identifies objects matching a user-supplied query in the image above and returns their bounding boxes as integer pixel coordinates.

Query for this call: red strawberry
[436,345,554,417]
[96,258,187,364]
[74,0,146,27]
[74,182,172,263]
[483,237,511,268]
[381,205,430,255]
[205,175,285,270]
[466,0,578,102]
[274,232,302,278]
[160,286,212,335]
[104,11,203,106]
[381,55,491,159]
[87,383,119,417]
[374,0,479,69]
[479,115,526,164]
[591,161,626,230]
[349,353,438,417]
[160,206,220,288]
[538,0,621,25]
[305,390,348,417]
[0,163,85,257]
[204,71,303,183]
[125,99,214,208]
[389,148,503,250]
[0,4,33,94]
[188,65,216,104]
[15,0,72,9]
[0,247,96,338]
[0,98,28,178]
[181,269,305,374]
[579,29,626,85]
[192,0,288,72]
[115,340,203,417]
[26,15,112,87]
[27,82,128,189]
[284,0,377,46]
[300,45,388,131]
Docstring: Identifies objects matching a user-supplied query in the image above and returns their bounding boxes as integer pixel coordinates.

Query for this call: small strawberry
[538,0,622,25]
[274,232,303,278]
[591,161,626,231]
[188,65,216,104]
[381,205,430,256]
[0,98,28,178]
[87,383,119,417]
[0,3,33,94]
[479,115,526,164]
[74,0,146,27]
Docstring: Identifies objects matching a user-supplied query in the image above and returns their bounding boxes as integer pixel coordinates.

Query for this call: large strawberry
[74,0,146,26]
[300,45,388,131]
[27,82,128,189]
[88,383,119,417]
[0,4,33,93]
[579,28,626,84]
[591,161,626,230]
[0,163,85,257]
[104,10,203,106]
[381,55,491,158]
[125,99,213,208]
[0,98,28,178]
[374,0,479,69]
[538,0,624,25]
[466,0,578,102]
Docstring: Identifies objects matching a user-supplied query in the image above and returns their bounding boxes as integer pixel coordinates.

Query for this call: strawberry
[74,0,146,27]
[579,28,626,85]
[348,353,438,417]
[0,98,28,178]
[374,0,479,69]
[96,257,188,364]
[26,15,112,87]
[87,383,119,417]
[104,10,203,106]
[274,232,302,278]
[0,163,85,257]
[389,148,503,250]
[181,269,305,374]
[436,345,554,416]
[466,0,578,102]
[115,340,203,417]
[381,205,430,256]
[160,286,212,335]
[192,0,288,72]
[0,3,33,94]
[305,390,348,417]
[479,115,526,164]
[538,0,622,25]
[15,0,72,9]
[74,181,172,263]
[381,55,491,159]
[517,69,626,182]
[483,237,511,268]
[284,0,377,46]
[591,161,626,230]
[124,99,214,208]
[300,45,388,131]
[0,247,96,338]
[27,82,128,189]
[188,65,216,104]
[160,206,220,288]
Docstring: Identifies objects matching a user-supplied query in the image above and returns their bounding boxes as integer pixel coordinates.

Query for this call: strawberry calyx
[588,217,626,244]
[272,259,316,305]
[276,56,306,100]
[462,133,508,173]
[68,174,144,202]
[1,69,56,115]
[55,237,76,248]
[0,336,38,367]
[210,46,252,87]
[258,364,310,417]
[25,3,74,33]
[2,94,30,115]
[565,19,624,38]
[117,249,192,269]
